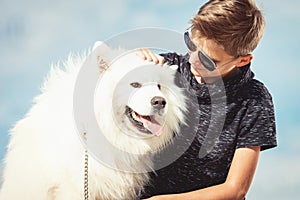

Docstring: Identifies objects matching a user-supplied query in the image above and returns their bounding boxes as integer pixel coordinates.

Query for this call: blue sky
[1,0,300,199]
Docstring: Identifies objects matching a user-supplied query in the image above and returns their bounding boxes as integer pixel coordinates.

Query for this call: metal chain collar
[83,132,89,200]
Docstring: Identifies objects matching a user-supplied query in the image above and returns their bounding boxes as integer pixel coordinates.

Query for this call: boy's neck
[195,67,240,84]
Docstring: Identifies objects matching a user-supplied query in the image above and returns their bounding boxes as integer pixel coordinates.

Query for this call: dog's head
[93,41,186,153]
[125,82,167,137]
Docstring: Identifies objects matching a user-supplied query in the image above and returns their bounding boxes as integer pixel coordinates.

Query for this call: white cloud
[247,124,300,199]
[0,162,3,187]
[260,0,300,21]
[0,0,132,74]
[128,12,163,27]
[248,153,300,199]
[149,0,205,8]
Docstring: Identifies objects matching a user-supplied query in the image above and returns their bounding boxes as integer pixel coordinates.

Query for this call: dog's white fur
[0,42,186,200]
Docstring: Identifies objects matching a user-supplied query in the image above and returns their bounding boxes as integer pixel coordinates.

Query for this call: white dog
[0,42,186,200]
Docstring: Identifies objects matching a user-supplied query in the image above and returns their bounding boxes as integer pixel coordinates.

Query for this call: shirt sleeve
[237,97,277,151]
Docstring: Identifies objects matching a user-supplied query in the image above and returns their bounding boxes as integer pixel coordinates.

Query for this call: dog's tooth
[132,111,139,120]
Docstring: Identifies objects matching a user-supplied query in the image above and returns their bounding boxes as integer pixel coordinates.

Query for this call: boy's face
[187,34,246,83]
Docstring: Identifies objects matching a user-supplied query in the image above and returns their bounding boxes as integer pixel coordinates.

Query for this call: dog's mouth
[125,106,163,136]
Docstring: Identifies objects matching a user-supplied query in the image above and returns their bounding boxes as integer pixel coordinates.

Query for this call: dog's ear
[168,65,178,71]
[167,65,179,76]
[92,41,107,52]
[92,41,111,72]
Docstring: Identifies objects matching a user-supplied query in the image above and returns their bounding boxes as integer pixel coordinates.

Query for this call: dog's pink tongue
[140,117,163,137]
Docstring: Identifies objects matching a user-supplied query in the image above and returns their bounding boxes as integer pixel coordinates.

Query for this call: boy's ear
[236,54,253,67]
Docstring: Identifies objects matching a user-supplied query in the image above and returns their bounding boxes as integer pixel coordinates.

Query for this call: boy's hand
[136,48,165,65]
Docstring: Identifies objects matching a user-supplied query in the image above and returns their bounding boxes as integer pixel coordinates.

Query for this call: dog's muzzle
[125,96,166,137]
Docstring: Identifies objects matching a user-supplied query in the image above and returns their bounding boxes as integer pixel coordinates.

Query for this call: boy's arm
[143,146,260,200]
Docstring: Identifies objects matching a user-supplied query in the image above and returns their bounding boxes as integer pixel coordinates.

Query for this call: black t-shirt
[140,53,277,198]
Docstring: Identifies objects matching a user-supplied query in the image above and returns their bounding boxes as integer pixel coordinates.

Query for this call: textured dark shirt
[140,53,277,198]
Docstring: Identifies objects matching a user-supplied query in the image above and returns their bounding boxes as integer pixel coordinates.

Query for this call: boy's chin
[191,66,203,77]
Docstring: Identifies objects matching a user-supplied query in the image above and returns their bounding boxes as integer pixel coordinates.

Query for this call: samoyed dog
[0,41,186,200]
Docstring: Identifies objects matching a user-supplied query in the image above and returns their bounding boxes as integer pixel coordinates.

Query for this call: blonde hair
[191,0,265,57]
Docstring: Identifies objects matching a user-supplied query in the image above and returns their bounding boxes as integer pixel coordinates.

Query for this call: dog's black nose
[151,96,166,110]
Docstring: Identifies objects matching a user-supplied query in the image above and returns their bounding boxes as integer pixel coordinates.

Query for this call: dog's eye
[130,82,142,88]
[157,84,161,90]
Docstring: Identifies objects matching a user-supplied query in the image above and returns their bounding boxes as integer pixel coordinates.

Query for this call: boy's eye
[130,82,142,88]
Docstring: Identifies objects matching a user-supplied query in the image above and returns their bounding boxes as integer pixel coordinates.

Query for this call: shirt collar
[191,63,254,101]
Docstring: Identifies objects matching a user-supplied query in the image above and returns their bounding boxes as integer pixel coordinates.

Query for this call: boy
[139,0,277,199]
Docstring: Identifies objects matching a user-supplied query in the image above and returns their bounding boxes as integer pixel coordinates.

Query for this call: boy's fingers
[148,50,165,65]
[142,48,155,62]
[157,55,165,65]
[135,49,147,60]
[135,48,165,65]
